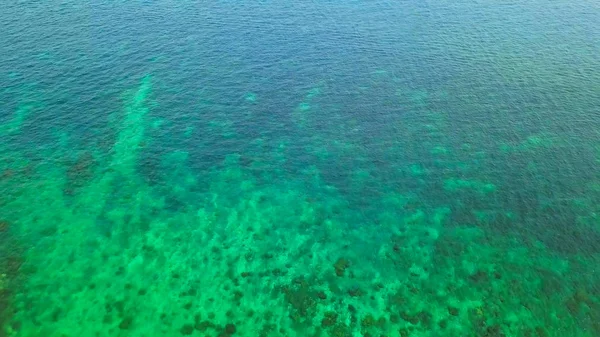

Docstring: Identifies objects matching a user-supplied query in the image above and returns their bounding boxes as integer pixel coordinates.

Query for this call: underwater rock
[118,317,133,330]
[361,314,376,328]
[417,311,432,327]
[447,306,460,316]
[482,324,505,337]
[565,297,580,315]
[321,312,338,327]
[180,323,194,335]
[0,220,8,232]
[399,311,419,325]
[565,286,598,317]
[233,290,244,303]
[0,169,14,180]
[387,291,406,308]
[316,291,327,300]
[329,323,351,337]
[10,320,21,331]
[66,151,95,189]
[469,270,489,284]
[534,327,549,337]
[195,320,213,332]
[224,323,237,335]
[281,280,319,321]
[348,286,364,297]
[334,258,350,277]
[573,287,591,305]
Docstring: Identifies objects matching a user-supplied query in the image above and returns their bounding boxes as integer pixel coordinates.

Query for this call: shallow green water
[1,1,600,336]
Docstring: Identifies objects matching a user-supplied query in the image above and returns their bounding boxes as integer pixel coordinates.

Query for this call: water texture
[1,1,600,336]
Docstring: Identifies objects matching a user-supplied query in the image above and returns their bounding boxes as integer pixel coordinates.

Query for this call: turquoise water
[1,1,600,336]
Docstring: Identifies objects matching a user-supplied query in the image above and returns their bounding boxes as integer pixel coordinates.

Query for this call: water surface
[1,1,600,336]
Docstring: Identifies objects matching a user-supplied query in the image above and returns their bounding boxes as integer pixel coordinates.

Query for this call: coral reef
[1,64,600,337]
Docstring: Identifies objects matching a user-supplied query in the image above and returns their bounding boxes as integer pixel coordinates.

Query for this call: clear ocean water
[1,1,600,336]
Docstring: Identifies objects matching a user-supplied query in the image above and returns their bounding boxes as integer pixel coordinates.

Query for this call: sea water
[1,1,600,336]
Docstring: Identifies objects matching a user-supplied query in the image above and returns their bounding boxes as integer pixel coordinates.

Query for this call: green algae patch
[444,178,497,195]
[408,164,426,176]
[292,85,324,127]
[112,75,153,174]
[500,133,559,153]
[0,103,35,135]
[244,92,257,102]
